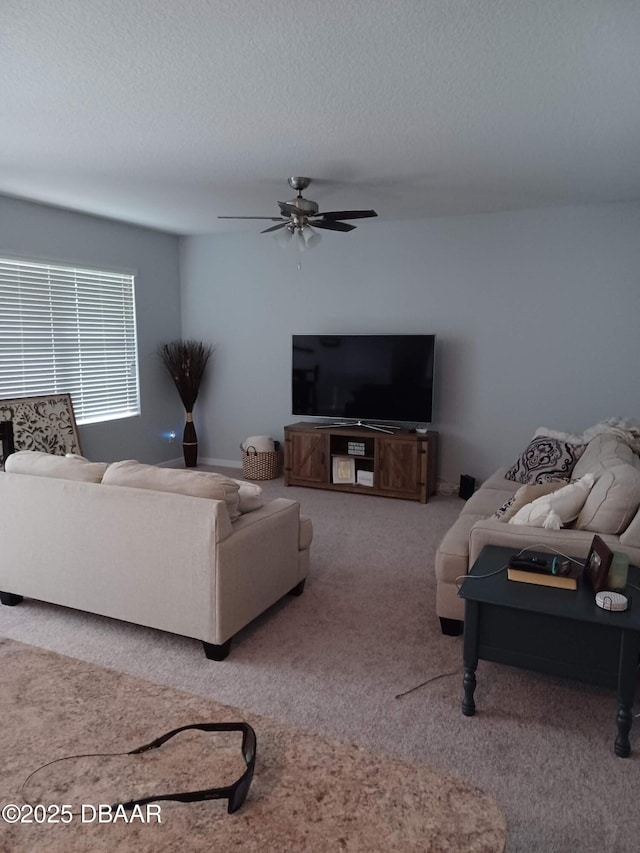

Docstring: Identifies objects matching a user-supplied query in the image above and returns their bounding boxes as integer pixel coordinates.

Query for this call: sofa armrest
[214,498,306,643]
[229,497,301,533]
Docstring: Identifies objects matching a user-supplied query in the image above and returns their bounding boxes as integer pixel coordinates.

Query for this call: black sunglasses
[114,722,257,814]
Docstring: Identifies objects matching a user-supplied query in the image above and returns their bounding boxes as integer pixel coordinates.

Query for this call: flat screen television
[292,334,435,425]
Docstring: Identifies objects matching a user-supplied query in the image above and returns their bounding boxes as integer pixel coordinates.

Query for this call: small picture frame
[584,535,613,593]
[332,455,355,484]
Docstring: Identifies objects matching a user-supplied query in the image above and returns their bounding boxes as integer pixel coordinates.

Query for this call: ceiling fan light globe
[302,225,321,249]
[273,226,293,248]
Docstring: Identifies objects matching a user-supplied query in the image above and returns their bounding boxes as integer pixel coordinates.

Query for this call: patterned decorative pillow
[505,436,586,484]
[493,495,517,519]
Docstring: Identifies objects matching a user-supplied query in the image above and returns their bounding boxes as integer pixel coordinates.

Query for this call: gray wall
[179,201,640,485]
[0,195,183,462]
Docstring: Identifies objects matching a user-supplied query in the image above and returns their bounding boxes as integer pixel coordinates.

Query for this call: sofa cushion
[619,510,640,549]
[481,469,521,491]
[505,436,585,484]
[462,488,517,518]
[299,516,313,550]
[102,461,241,519]
[572,433,640,478]
[4,450,108,483]
[508,473,595,530]
[437,512,485,562]
[494,480,566,521]
[230,478,264,514]
[575,464,640,534]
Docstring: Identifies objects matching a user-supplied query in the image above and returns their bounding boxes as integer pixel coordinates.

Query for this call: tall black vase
[183,412,198,468]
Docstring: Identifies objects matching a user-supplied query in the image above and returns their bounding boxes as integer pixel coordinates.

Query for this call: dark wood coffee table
[458,544,640,757]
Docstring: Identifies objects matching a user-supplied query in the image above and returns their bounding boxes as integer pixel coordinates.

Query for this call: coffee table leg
[462,600,479,717]
[614,632,637,758]
[462,667,477,716]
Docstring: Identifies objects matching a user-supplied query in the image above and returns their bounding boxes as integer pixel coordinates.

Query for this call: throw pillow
[505,436,586,484]
[493,481,565,522]
[102,461,241,519]
[571,433,640,479]
[508,473,595,529]
[4,450,108,483]
[493,495,516,519]
[575,464,640,534]
[230,478,264,514]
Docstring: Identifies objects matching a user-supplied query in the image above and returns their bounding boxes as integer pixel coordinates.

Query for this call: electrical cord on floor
[395,667,462,699]
[437,482,459,496]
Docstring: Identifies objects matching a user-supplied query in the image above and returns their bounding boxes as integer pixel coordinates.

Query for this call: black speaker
[459,474,476,500]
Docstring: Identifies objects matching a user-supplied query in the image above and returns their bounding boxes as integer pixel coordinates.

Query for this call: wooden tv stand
[284,422,438,503]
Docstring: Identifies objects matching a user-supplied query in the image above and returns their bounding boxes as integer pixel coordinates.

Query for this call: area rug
[0,637,506,852]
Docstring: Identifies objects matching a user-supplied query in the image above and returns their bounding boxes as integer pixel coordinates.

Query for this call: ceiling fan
[218,177,378,249]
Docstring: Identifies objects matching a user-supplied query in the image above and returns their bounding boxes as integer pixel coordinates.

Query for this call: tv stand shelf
[284,422,438,503]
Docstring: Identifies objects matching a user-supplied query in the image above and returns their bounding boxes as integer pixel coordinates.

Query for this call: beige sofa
[436,430,640,633]
[0,452,313,659]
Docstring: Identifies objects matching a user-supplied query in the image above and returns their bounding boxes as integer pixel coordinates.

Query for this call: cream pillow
[620,509,640,549]
[494,481,565,522]
[572,433,640,478]
[230,478,264,514]
[508,473,595,530]
[4,450,108,483]
[102,461,241,519]
[575,465,640,534]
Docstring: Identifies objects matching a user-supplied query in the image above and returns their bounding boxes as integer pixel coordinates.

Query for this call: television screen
[292,334,435,424]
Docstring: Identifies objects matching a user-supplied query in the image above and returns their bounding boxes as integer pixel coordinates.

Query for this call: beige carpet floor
[0,637,506,852]
[2,472,639,852]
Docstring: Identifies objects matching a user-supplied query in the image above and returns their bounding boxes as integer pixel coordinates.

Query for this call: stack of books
[507,554,582,590]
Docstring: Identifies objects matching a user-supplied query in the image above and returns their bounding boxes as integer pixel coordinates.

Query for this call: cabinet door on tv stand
[377,437,425,500]
[286,431,328,485]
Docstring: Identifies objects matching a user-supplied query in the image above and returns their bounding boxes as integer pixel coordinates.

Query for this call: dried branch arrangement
[159,340,213,411]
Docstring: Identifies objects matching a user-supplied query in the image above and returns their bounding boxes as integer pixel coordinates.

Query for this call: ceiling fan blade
[312,220,356,232]
[313,209,378,220]
[218,216,286,220]
[261,222,290,233]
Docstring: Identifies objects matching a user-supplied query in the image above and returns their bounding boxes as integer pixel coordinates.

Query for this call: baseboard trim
[156,456,243,469]
[198,457,243,469]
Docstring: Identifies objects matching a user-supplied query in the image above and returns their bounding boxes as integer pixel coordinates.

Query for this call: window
[0,257,140,425]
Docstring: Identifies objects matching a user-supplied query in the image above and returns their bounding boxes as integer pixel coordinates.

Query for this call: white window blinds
[0,257,140,425]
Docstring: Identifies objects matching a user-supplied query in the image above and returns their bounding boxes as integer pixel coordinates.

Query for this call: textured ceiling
[1,0,639,235]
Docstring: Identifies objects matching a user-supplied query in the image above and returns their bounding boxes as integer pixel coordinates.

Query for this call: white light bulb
[273,226,293,248]
[302,225,321,249]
